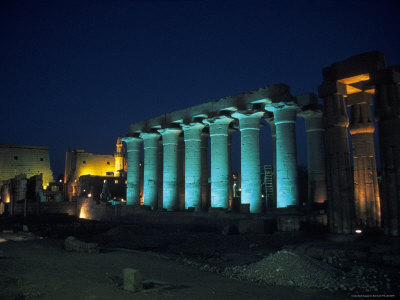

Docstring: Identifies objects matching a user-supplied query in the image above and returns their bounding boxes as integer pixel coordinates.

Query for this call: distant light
[355,229,362,234]
[238,188,241,191]
[83,189,86,192]
[261,194,265,198]
[88,193,92,198]
[104,180,106,183]
[59,179,62,183]
[121,199,125,202]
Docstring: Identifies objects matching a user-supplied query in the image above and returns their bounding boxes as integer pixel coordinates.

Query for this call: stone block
[238,219,272,234]
[221,224,239,235]
[239,204,250,214]
[318,81,347,98]
[277,215,302,232]
[123,268,142,292]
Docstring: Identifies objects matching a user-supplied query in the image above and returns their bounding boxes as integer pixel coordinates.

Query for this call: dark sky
[1,0,399,177]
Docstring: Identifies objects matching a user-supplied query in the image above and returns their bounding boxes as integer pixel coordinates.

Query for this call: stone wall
[73,150,115,179]
[0,144,54,187]
[4,201,76,216]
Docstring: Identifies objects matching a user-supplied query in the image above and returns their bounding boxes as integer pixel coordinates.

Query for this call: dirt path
[0,235,343,300]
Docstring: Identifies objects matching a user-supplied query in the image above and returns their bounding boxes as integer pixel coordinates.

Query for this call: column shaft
[232,111,264,213]
[373,71,400,236]
[273,107,299,207]
[200,132,209,210]
[322,93,355,234]
[121,137,142,205]
[140,133,160,210]
[204,116,233,209]
[298,109,327,205]
[265,115,277,208]
[158,128,181,211]
[182,123,205,211]
[349,101,380,228]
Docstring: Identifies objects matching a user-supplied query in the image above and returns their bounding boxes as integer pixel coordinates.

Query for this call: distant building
[64,138,127,200]
[0,144,54,188]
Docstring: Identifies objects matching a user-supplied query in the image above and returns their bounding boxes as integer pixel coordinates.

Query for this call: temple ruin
[123,51,400,236]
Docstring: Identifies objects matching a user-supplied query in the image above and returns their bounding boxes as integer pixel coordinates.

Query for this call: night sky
[1,0,399,178]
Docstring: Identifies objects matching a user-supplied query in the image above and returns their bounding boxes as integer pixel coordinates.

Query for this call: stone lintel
[346,92,373,106]
[128,84,293,134]
[322,51,386,82]
[318,81,347,98]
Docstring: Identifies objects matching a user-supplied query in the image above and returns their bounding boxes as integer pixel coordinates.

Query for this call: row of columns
[123,100,327,213]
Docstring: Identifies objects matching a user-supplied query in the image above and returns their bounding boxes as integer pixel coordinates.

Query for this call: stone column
[157,128,182,211]
[228,127,236,209]
[140,132,160,210]
[232,111,264,213]
[178,135,185,210]
[319,82,355,234]
[203,116,233,209]
[265,113,277,208]
[298,107,327,205]
[200,131,209,210]
[348,92,381,228]
[121,136,142,205]
[181,122,206,211]
[266,104,299,207]
[372,67,400,236]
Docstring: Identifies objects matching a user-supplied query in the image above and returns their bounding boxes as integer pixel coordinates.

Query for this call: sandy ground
[0,232,343,300]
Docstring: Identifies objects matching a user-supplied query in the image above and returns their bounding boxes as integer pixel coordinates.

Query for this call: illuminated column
[265,113,277,208]
[266,104,299,207]
[140,132,160,210]
[121,136,142,205]
[178,135,185,210]
[158,128,181,211]
[232,111,264,213]
[372,67,400,236]
[203,116,233,209]
[200,131,209,210]
[228,128,235,209]
[181,122,205,210]
[348,92,380,228]
[298,107,327,205]
[319,82,355,234]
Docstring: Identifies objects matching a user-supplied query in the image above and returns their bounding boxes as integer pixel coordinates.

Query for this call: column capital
[232,110,265,120]
[318,81,347,98]
[298,108,323,120]
[139,132,160,140]
[265,102,300,113]
[203,115,234,126]
[180,122,205,132]
[157,127,182,136]
[121,136,142,150]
